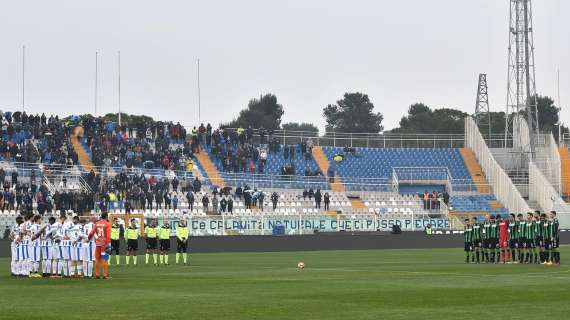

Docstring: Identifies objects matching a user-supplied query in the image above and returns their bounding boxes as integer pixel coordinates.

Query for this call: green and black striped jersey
[490,222,500,238]
[472,224,482,241]
[516,221,526,239]
[464,225,473,243]
[553,219,559,237]
[483,222,492,240]
[523,220,537,239]
[544,220,556,239]
[508,221,517,240]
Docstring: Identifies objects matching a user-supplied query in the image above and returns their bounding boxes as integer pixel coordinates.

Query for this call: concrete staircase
[194,146,225,187]
[560,147,570,200]
[70,134,95,173]
[459,148,491,194]
[312,146,344,193]
[312,146,367,211]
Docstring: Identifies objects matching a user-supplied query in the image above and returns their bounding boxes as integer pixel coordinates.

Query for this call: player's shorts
[544,240,552,250]
[61,240,72,260]
[95,246,108,260]
[509,239,517,249]
[111,240,120,254]
[10,243,19,262]
[31,244,42,262]
[177,239,188,253]
[482,239,489,249]
[146,238,158,250]
[499,238,508,249]
[464,242,472,252]
[535,236,544,248]
[71,244,82,261]
[20,243,29,260]
[82,242,96,262]
[490,238,498,249]
[159,239,170,251]
[127,239,138,251]
[473,240,482,248]
[42,241,53,260]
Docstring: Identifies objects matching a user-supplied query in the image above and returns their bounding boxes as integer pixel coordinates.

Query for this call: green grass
[1,247,570,320]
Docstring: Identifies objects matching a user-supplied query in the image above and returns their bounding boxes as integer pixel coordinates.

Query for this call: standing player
[28,215,43,278]
[159,222,171,265]
[515,214,525,263]
[41,217,57,278]
[550,211,560,265]
[21,214,33,277]
[463,218,473,263]
[110,218,122,266]
[125,219,140,266]
[498,215,509,264]
[482,216,492,263]
[82,217,97,278]
[87,212,112,279]
[490,215,500,263]
[9,216,24,277]
[144,219,159,266]
[507,214,518,264]
[471,217,482,264]
[52,215,67,278]
[175,220,189,265]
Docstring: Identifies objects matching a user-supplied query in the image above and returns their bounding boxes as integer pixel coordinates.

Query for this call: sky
[0,0,568,132]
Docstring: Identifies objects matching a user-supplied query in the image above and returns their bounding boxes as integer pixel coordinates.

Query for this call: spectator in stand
[202,194,210,213]
[212,195,219,214]
[186,190,194,212]
[193,177,201,193]
[227,197,234,214]
[324,192,330,211]
[314,189,322,209]
[220,197,227,214]
[271,192,279,211]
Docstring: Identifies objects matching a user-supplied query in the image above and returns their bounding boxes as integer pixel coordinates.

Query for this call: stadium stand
[0,111,518,236]
[560,146,570,199]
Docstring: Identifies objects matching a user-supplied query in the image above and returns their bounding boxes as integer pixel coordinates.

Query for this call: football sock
[116,255,121,265]
[126,256,130,265]
[95,260,100,277]
[83,261,89,275]
[133,256,137,265]
[102,261,109,277]
[153,254,158,264]
[145,254,149,264]
[183,253,187,264]
[87,261,94,277]
[165,255,169,264]
[160,255,164,264]
[77,263,83,276]
[176,253,180,264]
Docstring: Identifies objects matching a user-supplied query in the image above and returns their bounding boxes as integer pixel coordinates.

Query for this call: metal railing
[217,127,510,149]
[465,117,530,214]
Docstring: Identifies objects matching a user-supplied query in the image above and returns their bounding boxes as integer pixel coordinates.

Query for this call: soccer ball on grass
[297,262,305,270]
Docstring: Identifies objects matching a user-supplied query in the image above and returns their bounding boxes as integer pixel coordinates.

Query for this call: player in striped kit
[59,215,74,277]
[41,217,57,278]
[9,216,24,277]
[68,215,84,278]
[51,215,67,278]
[81,217,97,278]
[20,214,34,277]
[28,215,43,278]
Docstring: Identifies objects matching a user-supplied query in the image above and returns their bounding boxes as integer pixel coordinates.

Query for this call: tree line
[222,92,567,138]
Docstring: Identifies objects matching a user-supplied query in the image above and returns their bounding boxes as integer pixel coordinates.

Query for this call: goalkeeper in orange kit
[88,212,112,279]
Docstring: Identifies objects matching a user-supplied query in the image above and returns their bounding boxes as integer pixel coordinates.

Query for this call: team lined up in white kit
[10,213,98,278]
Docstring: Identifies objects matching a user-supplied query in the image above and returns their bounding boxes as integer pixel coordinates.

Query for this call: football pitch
[1,247,570,320]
